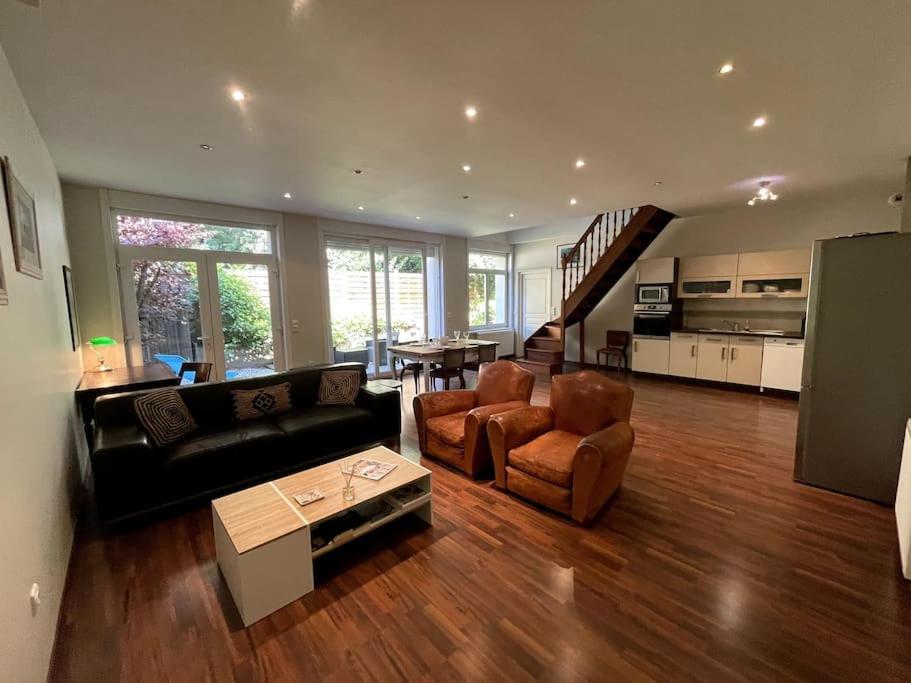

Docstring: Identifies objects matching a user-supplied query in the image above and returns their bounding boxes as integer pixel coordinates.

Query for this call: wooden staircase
[517,205,676,375]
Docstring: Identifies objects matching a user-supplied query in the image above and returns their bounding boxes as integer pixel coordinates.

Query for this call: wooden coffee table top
[212,446,429,554]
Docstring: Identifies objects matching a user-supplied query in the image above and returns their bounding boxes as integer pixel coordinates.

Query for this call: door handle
[731,347,738,361]
[721,347,727,360]
[634,341,639,352]
[691,344,696,357]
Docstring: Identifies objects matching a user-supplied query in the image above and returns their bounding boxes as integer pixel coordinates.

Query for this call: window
[116,213,272,254]
[468,250,509,329]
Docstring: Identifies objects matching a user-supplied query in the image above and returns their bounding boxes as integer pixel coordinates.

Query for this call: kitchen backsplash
[682,298,807,333]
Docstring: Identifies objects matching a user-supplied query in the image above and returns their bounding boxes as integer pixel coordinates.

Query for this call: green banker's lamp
[87,336,118,372]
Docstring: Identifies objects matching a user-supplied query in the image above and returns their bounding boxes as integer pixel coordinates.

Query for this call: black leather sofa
[90,363,400,522]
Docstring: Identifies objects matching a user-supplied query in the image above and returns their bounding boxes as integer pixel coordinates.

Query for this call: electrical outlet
[29,583,40,615]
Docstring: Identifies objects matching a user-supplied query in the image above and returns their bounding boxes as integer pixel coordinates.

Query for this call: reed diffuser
[339,458,362,502]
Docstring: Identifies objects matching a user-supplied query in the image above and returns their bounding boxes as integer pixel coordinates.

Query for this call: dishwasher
[760,338,805,392]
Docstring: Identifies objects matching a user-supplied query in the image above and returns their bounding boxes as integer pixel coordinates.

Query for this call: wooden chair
[430,347,466,390]
[467,332,479,340]
[178,361,213,384]
[463,342,497,372]
[596,330,630,373]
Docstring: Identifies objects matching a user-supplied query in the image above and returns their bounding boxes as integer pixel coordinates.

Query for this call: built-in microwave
[636,283,671,304]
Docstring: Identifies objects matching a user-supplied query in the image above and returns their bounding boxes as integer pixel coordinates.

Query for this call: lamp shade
[88,336,117,347]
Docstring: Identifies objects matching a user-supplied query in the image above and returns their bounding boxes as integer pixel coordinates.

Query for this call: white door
[726,337,764,386]
[669,333,698,378]
[518,269,551,356]
[696,334,730,381]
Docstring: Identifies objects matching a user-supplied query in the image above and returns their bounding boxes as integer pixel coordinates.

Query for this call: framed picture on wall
[2,155,42,279]
[62,265,80,351]
[556,243,579,269]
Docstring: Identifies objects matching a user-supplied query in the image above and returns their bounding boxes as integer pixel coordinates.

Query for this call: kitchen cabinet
[737,248,811,276]
[760,338,804,391]
[696,334,730,381]
[669,332,698,378]
[726,336,764,386]
[678,254,738,299]
[636,257,676,285]
[632,336,669,375]
[736,273,809,299]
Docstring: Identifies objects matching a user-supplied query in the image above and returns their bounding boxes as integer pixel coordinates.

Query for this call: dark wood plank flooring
[51,371,911,682]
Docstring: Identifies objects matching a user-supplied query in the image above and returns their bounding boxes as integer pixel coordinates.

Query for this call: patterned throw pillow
[231,382,293,421]
[317,370,361,406]
[134,389,198,447]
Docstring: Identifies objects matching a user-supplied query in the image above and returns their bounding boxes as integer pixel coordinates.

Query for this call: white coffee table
[212,446,432,626]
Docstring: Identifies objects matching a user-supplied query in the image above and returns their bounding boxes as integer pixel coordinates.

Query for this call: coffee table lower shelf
[212,447,432,627]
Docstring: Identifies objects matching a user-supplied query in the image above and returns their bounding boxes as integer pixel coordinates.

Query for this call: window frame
[467,248,511,331]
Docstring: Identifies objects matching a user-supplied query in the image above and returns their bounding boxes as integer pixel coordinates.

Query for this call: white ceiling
[1,0,909,237]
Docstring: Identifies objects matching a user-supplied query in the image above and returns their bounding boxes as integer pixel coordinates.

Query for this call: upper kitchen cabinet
[636,257,676,285]
[736,248,811,299]
[677,254,738,299]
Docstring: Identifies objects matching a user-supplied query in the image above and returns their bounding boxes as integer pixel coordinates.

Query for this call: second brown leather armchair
[487,370,635,524]
[413,360,535,478]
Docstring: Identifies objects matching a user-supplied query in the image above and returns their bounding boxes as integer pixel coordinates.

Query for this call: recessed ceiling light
[654,180,663,186]
[569,197,578,205]
[462,195,470,200]
[199,144,213,151]
[357,205,365,211]
[353,169,363,175]
[752,116,767,128]
[282,192,292,199]
[465,105,478,120]
[415,216,422,220]
[719,62,734,75]
[508,213,515,218]
[575,159,586,169]
[462,164,472,173]
[230,88,246,102]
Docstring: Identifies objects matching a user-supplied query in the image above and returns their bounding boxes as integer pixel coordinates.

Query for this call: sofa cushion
[425,410,470,448]
[134,389,198,447]
[317,370,361,406]
[506,466,572,515]
[231,382,292,421]
[508,429,580,487]
[273,406,374,446]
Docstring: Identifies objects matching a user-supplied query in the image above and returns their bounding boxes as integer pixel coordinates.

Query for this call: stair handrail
[561,207,640,302]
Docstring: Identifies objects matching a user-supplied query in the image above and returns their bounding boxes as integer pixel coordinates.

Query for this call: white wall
[512,183,902,362]
[0,42,85,682]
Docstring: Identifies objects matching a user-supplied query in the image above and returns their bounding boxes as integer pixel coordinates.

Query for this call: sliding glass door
[326,237,429,378]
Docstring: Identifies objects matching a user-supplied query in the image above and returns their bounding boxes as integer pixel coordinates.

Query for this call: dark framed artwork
[556,243,580,268]
[2,155,42,279]
[62,265,80,351]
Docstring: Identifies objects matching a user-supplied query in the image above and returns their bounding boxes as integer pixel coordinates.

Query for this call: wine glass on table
[454,330,461,344]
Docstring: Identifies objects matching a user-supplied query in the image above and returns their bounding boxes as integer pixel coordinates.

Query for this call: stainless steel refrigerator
[795,231,911,504]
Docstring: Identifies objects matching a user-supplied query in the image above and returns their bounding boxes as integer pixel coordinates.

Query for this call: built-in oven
[633,303,673,337]
[636,283,671,304]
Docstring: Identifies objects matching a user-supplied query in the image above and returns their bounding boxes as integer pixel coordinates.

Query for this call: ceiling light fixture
[747,180,779,206]
[508,213,515,218]
[353,169,363,175]
[465,105,478,120]
[283,192,292,199]
[654,180,663,186]
[230,88,246,102]
[462,164,472,173]
[719,62,734,75]
[752,116,767,128]
[462,195,469,200]
[569,197,578,205]
[199,144,213,151]
[415,216,422,220]
[357,205,365,211]
[575,159,586,169]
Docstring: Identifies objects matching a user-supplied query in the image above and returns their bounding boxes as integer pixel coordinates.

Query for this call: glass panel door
[388,246,426,344]
[211,261,280,380]
[371,246,390,376]
[123,258,211,378]
[326,241,373,372]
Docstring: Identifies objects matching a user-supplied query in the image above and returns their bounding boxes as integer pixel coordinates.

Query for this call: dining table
[387,339,499,392]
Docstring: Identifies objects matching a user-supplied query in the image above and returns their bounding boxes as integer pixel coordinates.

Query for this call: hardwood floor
[51,371,911,682]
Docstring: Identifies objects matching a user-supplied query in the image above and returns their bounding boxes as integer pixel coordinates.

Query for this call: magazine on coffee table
[293,488,325,506]
[344,459,398,481]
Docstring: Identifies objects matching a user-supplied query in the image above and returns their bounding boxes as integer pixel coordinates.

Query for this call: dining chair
[396,341,427,393]
[596,330,630,373]
[178,361,213,384]
[463,342,497,372]
[430,346,466,390]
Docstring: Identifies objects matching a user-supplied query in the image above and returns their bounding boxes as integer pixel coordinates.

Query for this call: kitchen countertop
[673,328,804,340]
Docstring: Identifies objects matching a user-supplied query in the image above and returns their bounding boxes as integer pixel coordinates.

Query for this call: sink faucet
[722,319,741,332]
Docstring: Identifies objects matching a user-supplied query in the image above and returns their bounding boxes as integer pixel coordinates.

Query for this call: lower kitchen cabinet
[695,334,729,381]
[761,338,804,391]
[669,333,698,378]
[632,336,669,375]
[726,336,764,386]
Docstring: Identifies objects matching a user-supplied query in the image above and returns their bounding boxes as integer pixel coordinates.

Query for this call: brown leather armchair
[487,370,635,524]
[413,360,535,478]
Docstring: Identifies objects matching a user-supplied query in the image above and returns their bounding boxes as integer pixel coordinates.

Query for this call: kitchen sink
[697,328,785,335]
